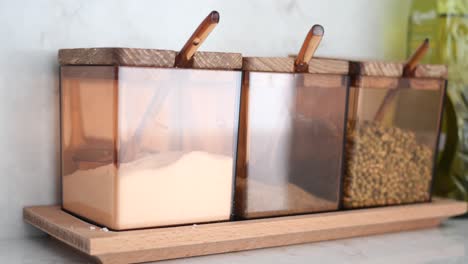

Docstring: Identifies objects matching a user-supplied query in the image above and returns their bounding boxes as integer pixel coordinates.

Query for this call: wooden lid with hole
[242,24,348,75]
[58,48,242,70]
[350,39,447,79]
[349,61,448,79]
[242,57,350,74]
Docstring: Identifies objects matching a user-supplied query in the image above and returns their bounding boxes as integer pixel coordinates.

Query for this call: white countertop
[1,218,467,264]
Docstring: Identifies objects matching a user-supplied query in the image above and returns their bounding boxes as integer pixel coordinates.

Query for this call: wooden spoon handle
[373,90,399,122]
[175,11,220,67]
[403,38,429,77]
[374,39,430,122]
[294,24,324,72]
[121,11,220,162]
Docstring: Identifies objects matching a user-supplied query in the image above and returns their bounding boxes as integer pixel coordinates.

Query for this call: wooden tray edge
[23,206,91,253]
[24,199,467,264]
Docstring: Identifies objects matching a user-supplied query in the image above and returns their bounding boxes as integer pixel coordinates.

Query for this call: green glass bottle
[408,0,468,201]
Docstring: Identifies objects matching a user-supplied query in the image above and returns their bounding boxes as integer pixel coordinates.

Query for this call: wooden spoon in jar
[374,38,429,122]
[121,11,220,162]
[175,11,220,67]
[294,24,324,72]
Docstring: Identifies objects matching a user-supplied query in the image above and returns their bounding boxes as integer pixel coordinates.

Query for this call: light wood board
[24,199,466,264]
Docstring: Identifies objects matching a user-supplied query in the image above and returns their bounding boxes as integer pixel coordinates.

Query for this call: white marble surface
[1,219,466,264]
[0,0,412,239]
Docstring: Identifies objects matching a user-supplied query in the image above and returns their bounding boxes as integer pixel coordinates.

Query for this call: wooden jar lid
[58,48,243,70]
[349,61,447,90]
[349,61,448,79]
[242,57,349,74]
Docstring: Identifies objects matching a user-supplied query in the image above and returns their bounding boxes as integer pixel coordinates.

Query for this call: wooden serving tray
[24,199,466,264]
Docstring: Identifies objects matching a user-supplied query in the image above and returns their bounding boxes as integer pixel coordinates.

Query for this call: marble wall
[0,0,410,239]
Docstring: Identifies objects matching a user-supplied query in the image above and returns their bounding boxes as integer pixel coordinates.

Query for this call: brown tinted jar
[60,48,242,230]
[344,62,447,208]
[235,57,350,219]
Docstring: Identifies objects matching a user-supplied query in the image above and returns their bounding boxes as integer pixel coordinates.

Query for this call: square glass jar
[60,48,242,230]
[343,62,447,208]
[235,58,350,219]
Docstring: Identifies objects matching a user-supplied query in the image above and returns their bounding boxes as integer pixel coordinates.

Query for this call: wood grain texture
[242,57,294,73]
[350,61,447,79]
[59,48,243,70]
[24,199,467,264]
[350,61,403,77]
[243,57,349,74]
[190,51,242,70]
[94,218,442,264]
[59,48,177,67]
[414,64,448,78]
[308,58,349,74]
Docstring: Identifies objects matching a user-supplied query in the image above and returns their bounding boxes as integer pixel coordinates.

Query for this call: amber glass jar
[234,57,350,219]
[343,62,447,208]
[60,48,242,230]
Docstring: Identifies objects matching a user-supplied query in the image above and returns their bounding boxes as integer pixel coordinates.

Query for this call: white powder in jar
[63,151,233,230]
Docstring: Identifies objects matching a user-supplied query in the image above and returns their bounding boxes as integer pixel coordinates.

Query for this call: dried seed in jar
[343,121,433,208]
